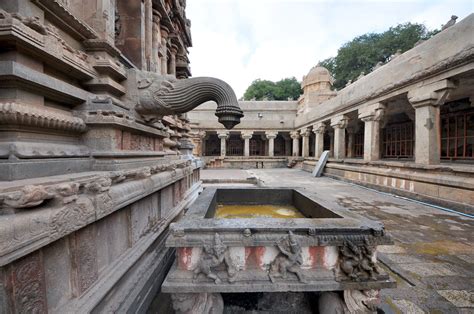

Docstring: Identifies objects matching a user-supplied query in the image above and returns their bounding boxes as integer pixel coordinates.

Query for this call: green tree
[319,23,439,90]
[243,77,302,101]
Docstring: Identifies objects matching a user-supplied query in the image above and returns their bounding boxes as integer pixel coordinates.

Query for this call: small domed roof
[302,66,334,88]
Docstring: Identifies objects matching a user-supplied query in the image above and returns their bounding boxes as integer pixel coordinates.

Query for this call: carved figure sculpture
[338,238,380,281]
[171,293,224,314]
[132,71,243,129]
[442,15,458,30]
[269,231,305,283]
[193,233,236,284]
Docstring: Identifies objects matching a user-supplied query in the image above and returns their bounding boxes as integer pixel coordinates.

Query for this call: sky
[186,0,473,99]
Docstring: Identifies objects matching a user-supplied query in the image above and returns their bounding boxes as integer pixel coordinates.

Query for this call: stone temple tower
[297,66,337,115]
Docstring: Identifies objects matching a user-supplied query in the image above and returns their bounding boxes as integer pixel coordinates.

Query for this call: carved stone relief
[7,252,48,313]
[337,238,381,282]
[269,231,306,283]
[192,233,237,284]
[171,293,224,314]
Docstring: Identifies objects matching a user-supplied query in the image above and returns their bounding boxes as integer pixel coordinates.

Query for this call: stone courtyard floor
[201,169,474,313]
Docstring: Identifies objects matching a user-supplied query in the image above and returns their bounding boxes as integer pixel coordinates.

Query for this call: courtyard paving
[201,168,474,313]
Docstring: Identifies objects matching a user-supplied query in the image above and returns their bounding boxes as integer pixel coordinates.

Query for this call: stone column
[407,80,454,164]
[359,104,385,162]
[152,11,162,73]
[331,115,349,159]
[300,128,311,158]
[144,0,153,71]
[217,131,229,157]
[265,131,278,157]
[160,27,169,75]
[290,131,300,157]
[346,128,355,158]
[241,131,253,157]
[169,45,178,76]
[313,122,326,158]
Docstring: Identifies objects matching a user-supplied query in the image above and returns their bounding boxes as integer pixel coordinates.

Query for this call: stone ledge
[162,263,396,294]
[324,162,474,190]
[0,162,200,266]
[0,61,91,104]
[31,0,98,40]
[322,168,473,214]
[0,18,96,81]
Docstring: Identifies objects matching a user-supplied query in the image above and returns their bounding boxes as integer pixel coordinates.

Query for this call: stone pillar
[407,80,454,164]
[300,128,311,158]
[346,128,355,158]
[169,45,178,76]
[313,122,326,158]
[160,27,169,75]
[144,0,153,71]
[217,131,229,157]
[331,115,349,159]
[359,104,385,162]
[329,131,334,157]
[241,131,253,157]
[290,131,300,157]
[265,131,278,157]
[152,11,162,73]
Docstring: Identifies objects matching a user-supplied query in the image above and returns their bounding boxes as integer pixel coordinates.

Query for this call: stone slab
[437,290,474,308]
[312,150,329,177]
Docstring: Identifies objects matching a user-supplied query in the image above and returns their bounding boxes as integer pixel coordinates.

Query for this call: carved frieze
[50,196,95,238]
[0,10,95,79]
[0,102,87,133]
[1,185,53,210]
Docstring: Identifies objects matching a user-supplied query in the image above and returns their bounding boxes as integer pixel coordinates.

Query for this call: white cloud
[187,0,473,98]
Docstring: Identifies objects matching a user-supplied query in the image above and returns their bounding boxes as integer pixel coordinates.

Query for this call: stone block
[438,185,474,205]
[173,181,181,206]
[400,263,457,276]
[391,299,425,314]
[160,185,174,219]
[413,181,439,198]
[43,238,72,310]
[96,210,130,272]
[70,226,99,296]
[437,290,474,308]
[130,192,160,244]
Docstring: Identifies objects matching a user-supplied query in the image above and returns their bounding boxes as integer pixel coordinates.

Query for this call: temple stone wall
[0,0,204,312]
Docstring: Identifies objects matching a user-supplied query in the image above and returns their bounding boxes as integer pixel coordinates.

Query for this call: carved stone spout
[132,72,243,129]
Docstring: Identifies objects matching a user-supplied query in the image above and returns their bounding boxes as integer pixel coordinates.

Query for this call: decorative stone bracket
[407,79,455,108]
[330,115,349,129]
[130,71,243,129]
[358,103,386,122]
[312,122,326,134]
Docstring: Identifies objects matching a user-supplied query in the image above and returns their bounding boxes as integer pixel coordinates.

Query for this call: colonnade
[194,79,469,165]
